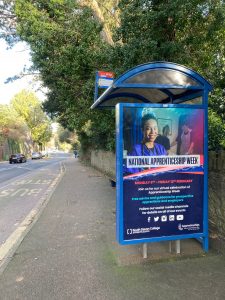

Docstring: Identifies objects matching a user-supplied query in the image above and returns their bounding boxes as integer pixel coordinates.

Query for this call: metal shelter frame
[91,61,212,109]
[91,62,213,253]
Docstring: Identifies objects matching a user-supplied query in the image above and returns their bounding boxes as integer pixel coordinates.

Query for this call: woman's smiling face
[143,119,158,143]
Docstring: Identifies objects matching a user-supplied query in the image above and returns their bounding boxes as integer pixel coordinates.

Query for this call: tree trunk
[78,0,114,45]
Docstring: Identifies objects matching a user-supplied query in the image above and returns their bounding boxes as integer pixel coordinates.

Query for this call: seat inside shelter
[91,62,212,109]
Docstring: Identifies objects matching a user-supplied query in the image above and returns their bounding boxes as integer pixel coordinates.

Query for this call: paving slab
[0,159,224,300]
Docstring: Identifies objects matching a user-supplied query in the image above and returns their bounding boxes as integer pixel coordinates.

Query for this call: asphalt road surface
[0,152,72,270]
[0,152,71,186]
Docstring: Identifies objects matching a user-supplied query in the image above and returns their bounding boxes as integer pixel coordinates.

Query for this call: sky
[0,39,45,105]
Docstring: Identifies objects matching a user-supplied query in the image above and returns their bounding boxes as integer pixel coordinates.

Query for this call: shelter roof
[91,62,212,109]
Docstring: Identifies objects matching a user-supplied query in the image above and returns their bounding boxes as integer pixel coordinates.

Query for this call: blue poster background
[123,171,203,240]
[119,106,205,243]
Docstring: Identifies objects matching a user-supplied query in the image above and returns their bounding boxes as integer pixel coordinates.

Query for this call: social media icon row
[149,215,184,222]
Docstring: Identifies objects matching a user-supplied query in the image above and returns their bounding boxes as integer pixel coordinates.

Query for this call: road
[0,152,71,186]
[0,152,72,271]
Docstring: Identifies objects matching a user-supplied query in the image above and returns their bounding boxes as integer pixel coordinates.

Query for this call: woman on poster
[124,113,167,174]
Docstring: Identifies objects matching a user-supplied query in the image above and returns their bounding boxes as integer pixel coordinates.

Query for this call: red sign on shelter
[98,71,114,79]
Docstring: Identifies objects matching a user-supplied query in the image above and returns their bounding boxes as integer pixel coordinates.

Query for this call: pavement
[0,160,64,273]
[0,158,225,300]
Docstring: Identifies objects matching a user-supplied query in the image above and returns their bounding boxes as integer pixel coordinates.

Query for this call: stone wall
[0,140,10,160]
[91,150,225,252]
[0,138,34,161]
[208,151,225,252]
[91,150,116,179]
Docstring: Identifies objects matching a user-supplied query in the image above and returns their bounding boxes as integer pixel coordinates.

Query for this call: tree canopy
[1,0,225,152]
[113,1,225,81]
[11,90,52,147]
[0,103,29,145]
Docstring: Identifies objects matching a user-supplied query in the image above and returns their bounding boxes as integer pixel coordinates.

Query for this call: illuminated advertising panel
[116,104,207,245]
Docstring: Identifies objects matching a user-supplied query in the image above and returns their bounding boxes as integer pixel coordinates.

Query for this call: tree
[3,0,225,152]
[0,103,29,142]
[209,88,225,121]
[11,89,52,147]
[78,0,120,45]
[0,103,32,157]
[208,109,225,150]
[0,0,19,44]
[13,0,116,152]
[112,0,225,79]
[57,126,79,151]
[110,0,225,149]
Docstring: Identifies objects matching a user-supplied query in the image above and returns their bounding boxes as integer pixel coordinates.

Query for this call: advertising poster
[118,105,205,243]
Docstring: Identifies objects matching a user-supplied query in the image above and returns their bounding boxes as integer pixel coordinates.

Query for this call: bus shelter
[91,62,212,252]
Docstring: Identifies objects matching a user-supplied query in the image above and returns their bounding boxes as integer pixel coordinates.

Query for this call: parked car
[9,153,27,164]
[31,152,42,159]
